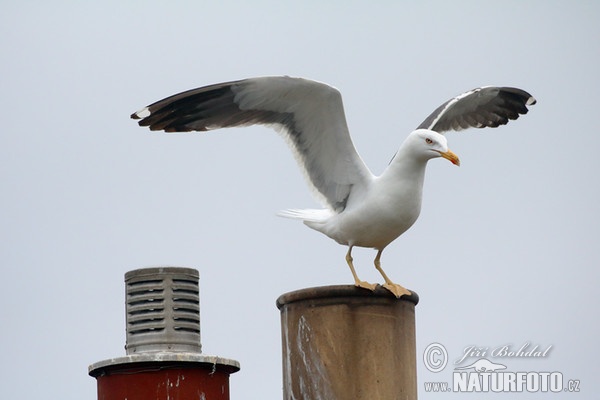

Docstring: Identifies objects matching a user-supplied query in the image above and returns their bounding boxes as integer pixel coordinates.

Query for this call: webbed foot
[382,282,412,298]
[354,280,378,292]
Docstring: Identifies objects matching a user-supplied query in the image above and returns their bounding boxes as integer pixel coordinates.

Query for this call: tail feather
[277,208,332,222]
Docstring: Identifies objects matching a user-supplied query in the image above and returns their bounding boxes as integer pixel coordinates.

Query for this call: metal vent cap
[125,267,201,354]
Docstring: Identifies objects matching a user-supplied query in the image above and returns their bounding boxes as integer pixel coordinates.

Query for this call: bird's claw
[354,280,378,292]
[382,283,412,298]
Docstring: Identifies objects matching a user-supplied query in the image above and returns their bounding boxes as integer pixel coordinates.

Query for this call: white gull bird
[132,76,536,298]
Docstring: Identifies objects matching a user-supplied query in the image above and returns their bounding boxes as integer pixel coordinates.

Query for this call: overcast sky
[1,2,598,399]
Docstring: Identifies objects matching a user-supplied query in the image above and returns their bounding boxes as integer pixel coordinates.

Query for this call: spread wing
[417,86,536,133]
[131,76,373,212]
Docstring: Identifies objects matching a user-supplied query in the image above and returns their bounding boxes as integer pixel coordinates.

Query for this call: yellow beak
[439,149,460,166]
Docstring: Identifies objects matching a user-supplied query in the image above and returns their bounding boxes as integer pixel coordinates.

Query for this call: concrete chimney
[89,267,239,400]
[277,285,419,400]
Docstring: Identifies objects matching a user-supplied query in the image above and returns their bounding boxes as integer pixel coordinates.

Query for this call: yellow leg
[346,246,377,291]
[374,249,411,298]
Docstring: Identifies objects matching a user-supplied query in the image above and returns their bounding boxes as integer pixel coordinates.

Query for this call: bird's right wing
[417,86,536,133]
[131,77,373,212]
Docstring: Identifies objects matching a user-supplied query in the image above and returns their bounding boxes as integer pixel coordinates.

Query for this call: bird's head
[407,129,460,166]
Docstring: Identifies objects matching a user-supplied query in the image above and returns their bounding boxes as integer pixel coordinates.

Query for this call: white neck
[381,143,429,184]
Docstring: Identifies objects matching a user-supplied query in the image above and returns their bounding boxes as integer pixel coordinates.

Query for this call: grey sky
[1,2,598,399]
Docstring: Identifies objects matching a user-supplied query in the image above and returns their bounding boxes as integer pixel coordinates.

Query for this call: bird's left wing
[131,76,373,212]
[417,86,536,133]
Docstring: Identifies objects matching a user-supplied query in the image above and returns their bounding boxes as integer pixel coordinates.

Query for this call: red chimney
[89,267,239,400]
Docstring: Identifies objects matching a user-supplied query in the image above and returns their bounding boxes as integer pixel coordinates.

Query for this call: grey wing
[417,86,536,133]
[131,76,373,212]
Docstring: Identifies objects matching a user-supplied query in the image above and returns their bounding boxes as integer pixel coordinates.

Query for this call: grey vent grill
[125,267,201,354]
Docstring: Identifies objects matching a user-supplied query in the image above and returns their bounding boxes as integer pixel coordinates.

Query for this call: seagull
[131,76,536,298]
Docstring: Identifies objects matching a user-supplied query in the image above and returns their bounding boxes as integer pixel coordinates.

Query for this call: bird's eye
[425,138,433,144]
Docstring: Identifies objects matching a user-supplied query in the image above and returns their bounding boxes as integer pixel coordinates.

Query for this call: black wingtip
[131,107,151,121]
